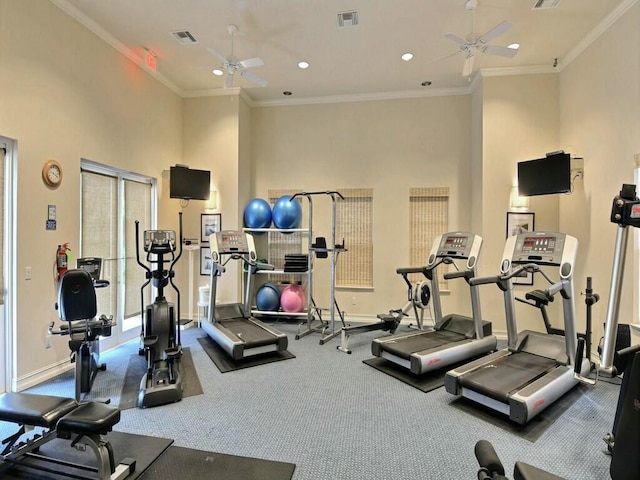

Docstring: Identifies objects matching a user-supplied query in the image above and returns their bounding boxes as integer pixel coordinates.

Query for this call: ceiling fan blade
[478,20,512,44]
[444,33,468,45]
[206,47,228,64]
[224,73,234,88]
[240,69,268,87]
[428,51,461,64]
[462,55,474,77]
[238,57,264,69]
[482,44,518,58]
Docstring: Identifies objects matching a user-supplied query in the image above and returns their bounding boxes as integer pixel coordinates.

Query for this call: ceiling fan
[439,0,518,77]
[207,24,267,88]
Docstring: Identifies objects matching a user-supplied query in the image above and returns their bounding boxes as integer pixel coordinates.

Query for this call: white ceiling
[51,0,631,105]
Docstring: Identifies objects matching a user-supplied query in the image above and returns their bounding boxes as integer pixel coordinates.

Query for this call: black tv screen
[169,166,210,200]
[517,152,571,197]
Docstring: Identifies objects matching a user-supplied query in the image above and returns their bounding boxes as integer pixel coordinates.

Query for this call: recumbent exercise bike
[49,257,116,401]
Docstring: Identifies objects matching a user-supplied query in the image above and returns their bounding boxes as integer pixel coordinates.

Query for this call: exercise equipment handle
[469,275,501,286]
[475,440,506,479]
[396,266,427,275]
[443,269,472,281]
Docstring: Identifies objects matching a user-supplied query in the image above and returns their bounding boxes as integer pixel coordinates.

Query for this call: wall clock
[42,160,62,188]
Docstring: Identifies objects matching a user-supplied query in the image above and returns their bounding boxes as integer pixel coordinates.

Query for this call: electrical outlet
[351,296,356,305]
[25,267,32,280]
[45,335,51,349]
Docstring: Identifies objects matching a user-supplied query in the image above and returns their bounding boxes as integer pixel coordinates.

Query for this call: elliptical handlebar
[134,220,151,275]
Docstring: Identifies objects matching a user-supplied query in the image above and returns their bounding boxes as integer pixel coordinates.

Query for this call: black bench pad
[57,401,120,435]
[0,392,78,428]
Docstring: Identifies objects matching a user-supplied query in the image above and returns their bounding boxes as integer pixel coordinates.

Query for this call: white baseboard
[13,359,73,392]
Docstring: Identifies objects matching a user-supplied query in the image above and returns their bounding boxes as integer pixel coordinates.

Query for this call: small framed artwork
[506,211,535,285]
[200,246,213,276]
[201,213,221,243]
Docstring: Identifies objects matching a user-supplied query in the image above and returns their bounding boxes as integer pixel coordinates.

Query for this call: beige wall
[251,96,475,319]
[479,74,562,334]
[0,0,182,386]
[559,1,640,348]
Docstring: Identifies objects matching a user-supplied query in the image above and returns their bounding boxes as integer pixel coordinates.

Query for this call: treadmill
[445,231,591,425]
[371,232,496,375]
[202,230,288,360]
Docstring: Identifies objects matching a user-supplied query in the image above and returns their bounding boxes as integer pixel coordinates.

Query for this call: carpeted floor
[4,322,620,479]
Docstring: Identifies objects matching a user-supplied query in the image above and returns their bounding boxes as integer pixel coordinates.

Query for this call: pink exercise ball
[280,284,306,313]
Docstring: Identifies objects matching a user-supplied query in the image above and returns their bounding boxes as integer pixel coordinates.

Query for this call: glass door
[80,162,155,350]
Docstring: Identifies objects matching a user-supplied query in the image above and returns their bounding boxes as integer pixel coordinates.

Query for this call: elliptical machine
[134,213,183,408]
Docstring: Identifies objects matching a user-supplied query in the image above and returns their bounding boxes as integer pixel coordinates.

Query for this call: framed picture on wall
[200,246,213,276]
[506,211,535,285]
[201,213,221,243]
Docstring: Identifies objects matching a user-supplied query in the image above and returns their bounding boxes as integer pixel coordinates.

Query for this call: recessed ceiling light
[508,43,520,50]
[283,91,292,96]
[401,52,414,62]
[212,68,224,76]
[298,61,310,69]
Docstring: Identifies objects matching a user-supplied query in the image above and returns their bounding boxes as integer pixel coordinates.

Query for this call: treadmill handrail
[469,264,538,290]
[443,269,473,282]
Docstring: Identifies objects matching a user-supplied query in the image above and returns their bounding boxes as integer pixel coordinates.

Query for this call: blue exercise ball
[244,198,272,230]
[272,195,302,230]
[256,283,280,311]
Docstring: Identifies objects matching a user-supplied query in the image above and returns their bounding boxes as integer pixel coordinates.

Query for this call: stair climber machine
[445,231,590,425]
[371,232,496,375]
[134,214,183,408]
[203,230,288,360]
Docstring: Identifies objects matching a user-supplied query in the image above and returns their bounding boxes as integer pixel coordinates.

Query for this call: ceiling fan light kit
[438,1,518,77]
[206,24,268,88]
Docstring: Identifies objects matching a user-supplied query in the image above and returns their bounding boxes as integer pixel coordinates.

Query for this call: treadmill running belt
[220,318,277,347]
[381,330,465,360]
[458,352,557,402]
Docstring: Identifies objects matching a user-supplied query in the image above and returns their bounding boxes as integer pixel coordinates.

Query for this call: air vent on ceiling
[533,0,561,9]
[171,30,198,44]
[337,11,359,27]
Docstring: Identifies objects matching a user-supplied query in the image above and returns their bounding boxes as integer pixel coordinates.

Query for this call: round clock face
[43,160,62,187]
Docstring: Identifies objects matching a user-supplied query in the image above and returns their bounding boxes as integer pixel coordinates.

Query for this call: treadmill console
[144,230,176,254]
[429,232,482,270]
[211,230,257,263]
[503,231,578,279]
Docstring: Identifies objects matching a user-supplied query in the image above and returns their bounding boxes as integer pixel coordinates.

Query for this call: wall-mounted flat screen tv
[517,152,571,197]
[169,166,210,200]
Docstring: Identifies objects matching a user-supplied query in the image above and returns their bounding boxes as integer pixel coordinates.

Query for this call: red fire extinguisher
[56,243,70,281]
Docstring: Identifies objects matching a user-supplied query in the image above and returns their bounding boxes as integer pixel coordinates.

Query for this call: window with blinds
[409,187,450,288]
[336,188,373,288]
[81,166,153,334]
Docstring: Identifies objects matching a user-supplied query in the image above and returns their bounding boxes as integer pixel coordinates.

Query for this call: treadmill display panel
[436,234,471,258]
[521,236,556,254]
[217,231,249,254]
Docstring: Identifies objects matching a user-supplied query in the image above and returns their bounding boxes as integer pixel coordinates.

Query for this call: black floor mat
[197,336,295,373]
[1,431,172,479]
[141,445,296,480]
[119,347,203,410]
[449,383,588,442]
[363,356,486,393]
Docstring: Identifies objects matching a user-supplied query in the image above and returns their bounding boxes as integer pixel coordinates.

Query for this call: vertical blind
[81,171,117,317]
[409,187,449,288]
[336,188,373,288]
[81,170,152,321]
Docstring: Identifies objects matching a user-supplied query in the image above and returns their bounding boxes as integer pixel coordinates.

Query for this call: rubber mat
[141,445,296,480]
[197,336,295,373]
[1,431,172,479]
[449,383,588,442]
[119,347,203,410]
[363,357,449,392]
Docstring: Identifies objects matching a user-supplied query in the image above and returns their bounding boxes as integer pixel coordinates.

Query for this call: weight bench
[0,392,135,479]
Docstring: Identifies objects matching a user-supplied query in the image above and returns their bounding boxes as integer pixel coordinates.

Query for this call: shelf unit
[242,227,311,320]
